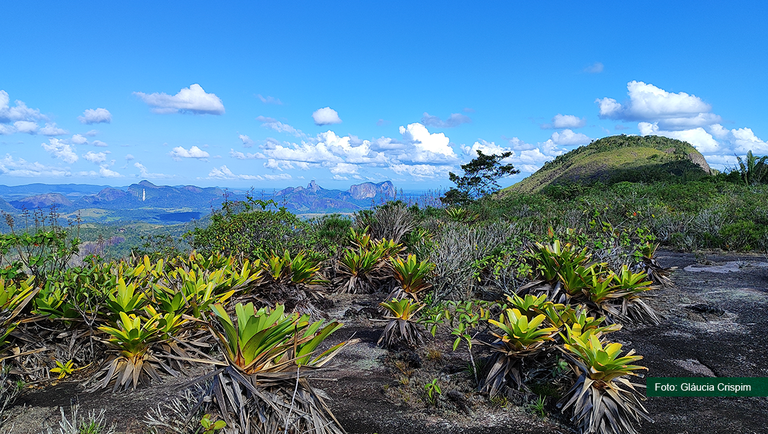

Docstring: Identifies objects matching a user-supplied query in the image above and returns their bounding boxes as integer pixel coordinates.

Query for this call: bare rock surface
[5,250,768,433]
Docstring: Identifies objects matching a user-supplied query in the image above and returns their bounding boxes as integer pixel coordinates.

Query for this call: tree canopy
[441,150,519,205]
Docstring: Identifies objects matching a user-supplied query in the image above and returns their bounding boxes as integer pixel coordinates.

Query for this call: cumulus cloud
[390,164,454,179]
[0,154,70,177]
[256,116,306,138]
[83,151,110,164]
[543,114,587,129]
[169,145,210,160]
[312,107,342,125]
[637,122,768,168]
[329,162,359,175]
[134,162,173,179]
[14,121,38,134]
[549,129,591,146]
[99,165,121,177]
[0,91,44,124]
[134,84,225,115]
[0,124,14,135]
[257,94,283,105]
[92,140,108,147]
[596,81,717,128]
[85,129,98,137]
[584,62,604,73]
[462,140,514,159]
[206,165,292,181]
[40,122,68,136]
[230,149,265,160]
[421,112,472,128]
[239,134,254,147]
[397,123,458,163]
[41,138,78,163]
[71,134,88,144]
[78,108,112,124]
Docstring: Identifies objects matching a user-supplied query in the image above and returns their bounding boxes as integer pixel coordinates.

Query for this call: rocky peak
[348,181,395,200]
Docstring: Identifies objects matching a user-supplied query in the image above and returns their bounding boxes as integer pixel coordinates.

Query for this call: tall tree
[441,150,519,205]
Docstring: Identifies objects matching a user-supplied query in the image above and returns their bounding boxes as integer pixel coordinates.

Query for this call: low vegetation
[0,136,765,434]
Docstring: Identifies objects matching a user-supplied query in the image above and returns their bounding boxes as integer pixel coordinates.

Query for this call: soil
[4,250,768,434]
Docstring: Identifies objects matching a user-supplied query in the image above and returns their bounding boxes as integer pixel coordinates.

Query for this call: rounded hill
[505,135,711,194]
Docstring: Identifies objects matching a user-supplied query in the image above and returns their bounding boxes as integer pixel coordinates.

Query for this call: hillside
[505,135,712,194]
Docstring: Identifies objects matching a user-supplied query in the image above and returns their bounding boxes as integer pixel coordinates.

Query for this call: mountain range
[0,180,396,224]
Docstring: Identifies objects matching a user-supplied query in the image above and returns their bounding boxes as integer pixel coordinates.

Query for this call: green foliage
[735,150,768,185]
[199,414,226,434]
[1,208,80,282]
[209,302,346,372]
[424,378,442,405]
[378,298,425,348]
[443,150,520,205]
[185,196,313,259]
[390,253,435,299]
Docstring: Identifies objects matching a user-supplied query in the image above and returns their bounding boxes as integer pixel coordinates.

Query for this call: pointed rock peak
[138,180,158,188]
[307,180,321,192]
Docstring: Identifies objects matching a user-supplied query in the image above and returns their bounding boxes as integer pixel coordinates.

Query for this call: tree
[441,150,519,205]
[736,150,768,185]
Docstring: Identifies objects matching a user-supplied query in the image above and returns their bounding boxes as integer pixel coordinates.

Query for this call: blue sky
[1,1,767,191]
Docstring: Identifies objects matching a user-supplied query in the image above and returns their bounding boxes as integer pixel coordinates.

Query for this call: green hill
[505,135,712,194]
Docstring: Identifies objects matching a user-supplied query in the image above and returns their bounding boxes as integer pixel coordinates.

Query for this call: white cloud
[99,165,121,177]
[584,62,604,73]
[549,129,591,146]
[421,112,472,128]
[40,122,68,136]
[206,165,291,181]
[78,108,112,124]
[329,162,359,175]
[83,151,110,164]
[71,134,88,144]
[230,149,265,160]
[170,145,210,160]
[312,107,342,125]
[333,175,349,181]
[85,129,98,137]
[390,164,454,179]
[257,94,283,105]
[41,138,78,163]
[14,121,38,134]
[134,162,173,179]
[543,114,587,129]
[134,84,225,115]
[256,116,306,138]
[92,140,108,147]
[0,124,14,135]
[239,134,254,147]
[0,154,70,177]
[397,123,458,163]
[0,91,44,123]
[596,81,716,128]
[462,140,514,159]
[264,159,296,171]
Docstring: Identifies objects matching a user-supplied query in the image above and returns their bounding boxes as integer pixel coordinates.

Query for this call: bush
[185,197,313,260]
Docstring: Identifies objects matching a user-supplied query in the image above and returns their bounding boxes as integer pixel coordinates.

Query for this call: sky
[1,1,767,191]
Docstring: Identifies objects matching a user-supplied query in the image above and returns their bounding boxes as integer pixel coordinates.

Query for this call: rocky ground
[5,250,768,434]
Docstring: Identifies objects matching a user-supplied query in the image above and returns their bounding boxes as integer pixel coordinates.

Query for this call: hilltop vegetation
[506,135,711,194]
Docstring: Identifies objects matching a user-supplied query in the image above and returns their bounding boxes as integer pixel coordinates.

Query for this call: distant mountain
[0,183,110,201]
[9,193,74,210]
[75,180,228,211]
[274,180,394,213]
[0,179,397,224]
